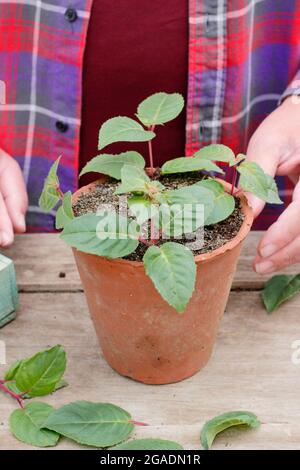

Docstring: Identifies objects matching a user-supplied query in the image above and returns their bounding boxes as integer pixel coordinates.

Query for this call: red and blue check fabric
[0,0,300,231]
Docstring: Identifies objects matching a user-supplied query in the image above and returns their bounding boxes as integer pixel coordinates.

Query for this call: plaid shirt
[0,0,300,231]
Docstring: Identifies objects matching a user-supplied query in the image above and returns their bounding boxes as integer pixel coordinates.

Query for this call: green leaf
[143,242,196,313]
[195,179,235,225]
[128,196,156,224]
[4,378,68,399]
[10,402,60,448]
[38,157,61,212]
[237,161,282,204]
[79,152,145,180]
[4,381,29,398]
[155,204,204,237]
[4,359,23,381]
[158,185,215,230]
[137,92,184,126]
[55,191,74,229]
[113,438,184,450]
[60,212,140,259]
[115,165,150,194]
[230,153,246,167]
[15,345,66,397]
[54,378,68,392]
[115,165,165,197]
[200,411,260,450]
[262,274,300,313]
[264,174,283,204]
[194,144,235,164]
[43,401,134,448]
[98,117,155,150]
[161,156,224,175]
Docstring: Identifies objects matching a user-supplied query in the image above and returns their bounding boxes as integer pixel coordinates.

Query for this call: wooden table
[1,232,300,450]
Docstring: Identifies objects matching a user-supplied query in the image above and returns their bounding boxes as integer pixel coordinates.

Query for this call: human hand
[0,148,28,246]
[246,96,300,274]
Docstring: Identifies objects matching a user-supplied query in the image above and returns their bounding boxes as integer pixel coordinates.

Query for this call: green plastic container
[0,254,18,328]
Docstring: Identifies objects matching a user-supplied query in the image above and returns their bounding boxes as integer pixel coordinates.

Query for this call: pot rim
[73,177,253,267]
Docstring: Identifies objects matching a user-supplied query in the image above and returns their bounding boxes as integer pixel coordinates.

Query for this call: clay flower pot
[72,180,253,385]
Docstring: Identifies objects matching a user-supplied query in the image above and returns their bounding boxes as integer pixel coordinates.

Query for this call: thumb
[245,137,280,218]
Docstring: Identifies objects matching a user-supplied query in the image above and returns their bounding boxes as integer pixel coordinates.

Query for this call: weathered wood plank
[1,291,300,449]
[3,233,300,292]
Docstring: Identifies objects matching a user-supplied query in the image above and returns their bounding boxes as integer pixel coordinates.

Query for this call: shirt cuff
[278,71,300,105]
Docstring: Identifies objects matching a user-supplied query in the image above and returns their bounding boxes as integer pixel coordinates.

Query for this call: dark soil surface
[73,173,244,261]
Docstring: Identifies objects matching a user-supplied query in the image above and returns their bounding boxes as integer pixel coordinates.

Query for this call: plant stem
[231,167,238,196]
[129,420,149,427]
[57,186,64,199]
[138,236,152,247]
[0,380,24,408]
[150,218,159,244]
[147,125,156,176]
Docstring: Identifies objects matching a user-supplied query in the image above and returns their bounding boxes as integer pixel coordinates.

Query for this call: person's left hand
[246,96,300,274]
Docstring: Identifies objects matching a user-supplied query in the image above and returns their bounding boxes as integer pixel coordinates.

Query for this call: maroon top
[80,0,188,185]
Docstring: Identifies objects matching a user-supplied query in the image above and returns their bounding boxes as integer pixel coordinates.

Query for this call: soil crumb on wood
[73,173,244,261]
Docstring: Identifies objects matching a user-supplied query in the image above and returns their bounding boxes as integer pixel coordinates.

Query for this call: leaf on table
[4,381,29,398]
[161,156,224,175]
[98,117,155,150]
[4,359,23,381]
[38,157,61,212]
[79,151,145,180]
[55,191,74,229]
[113,438,184,450]
[60,212,140,258]
[200,411,260,450]
[143,242,196,313]
[194,179,235,225]
[10,402,60,447]
[194,144,235,164]
[262,274,300,313]
[15,345,66,397]
[53,378,68,392]
[136,92,184,126]
[4,378,68,399]
[43,401,134,448]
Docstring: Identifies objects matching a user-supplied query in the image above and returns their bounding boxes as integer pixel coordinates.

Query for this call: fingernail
[18,214,26,231]
[255,260,275,274]
[260,243,278,258]
[1,232,13,246]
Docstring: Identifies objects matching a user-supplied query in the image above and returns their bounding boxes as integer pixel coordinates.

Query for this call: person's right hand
[0,149,28,246]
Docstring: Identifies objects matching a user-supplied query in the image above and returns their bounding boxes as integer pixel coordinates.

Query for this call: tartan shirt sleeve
[0,1,93,232]
[1,0,300,232]
[279,70,300,105]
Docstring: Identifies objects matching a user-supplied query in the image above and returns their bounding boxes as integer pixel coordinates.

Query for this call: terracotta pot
[72,179,253,384]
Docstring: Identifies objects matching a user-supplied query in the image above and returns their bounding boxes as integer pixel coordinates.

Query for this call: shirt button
[64,8,78,23]
[56,121,69,133]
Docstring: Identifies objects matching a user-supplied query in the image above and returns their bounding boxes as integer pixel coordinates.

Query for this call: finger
[0,151,28,232]
[0,191,14,246]
[255,178,300,261]
[246,138,280,217]
[255,234,300,274]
